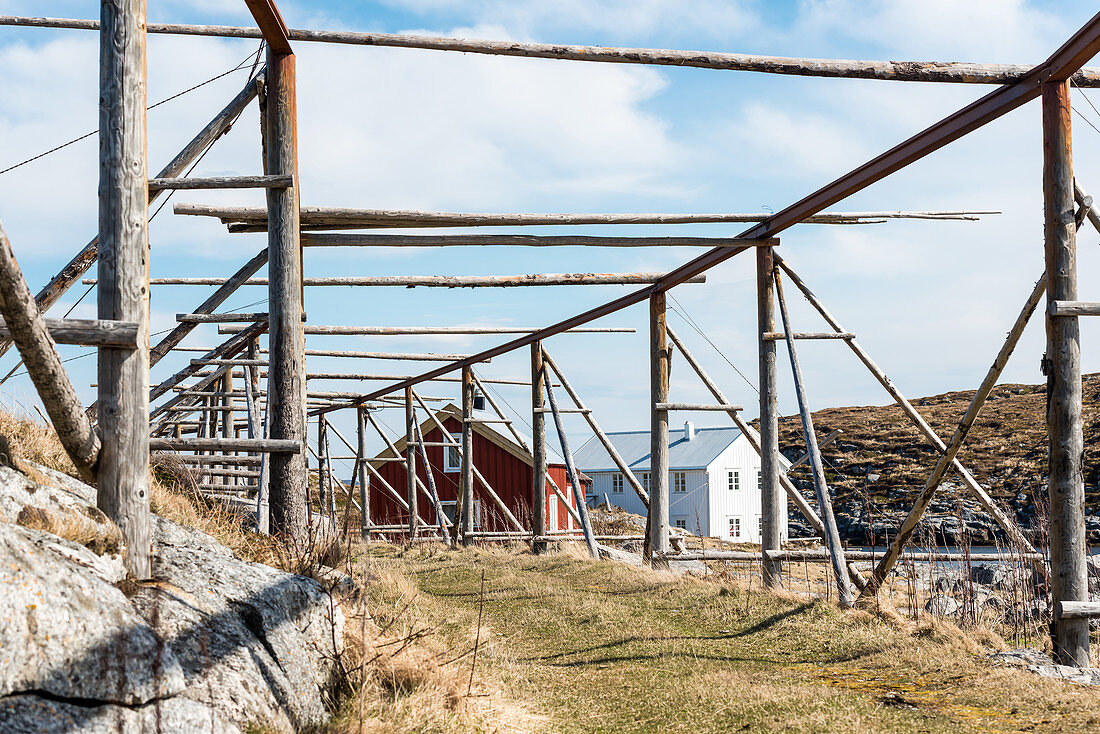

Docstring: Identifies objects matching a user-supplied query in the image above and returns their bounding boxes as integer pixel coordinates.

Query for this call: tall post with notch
[1043,78,1089,666]
[97,0,150,578]
[757,245,782,588]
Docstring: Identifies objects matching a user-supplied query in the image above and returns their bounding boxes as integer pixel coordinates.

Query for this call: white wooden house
[573,421,788,542]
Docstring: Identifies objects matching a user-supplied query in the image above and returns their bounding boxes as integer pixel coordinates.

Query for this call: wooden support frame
[405,386,418,542]
[175,204,998,231]
[1043,79,1089,666]
[543,365,599,558]
[531,342,548,554]
[9,14,1100,86]
[756,246,782,588]
[264,43,308,543]
[0,221,100,481]
[97,0,150,578]
[0,69,262,360]
[541,348,650,508]
[774,254,1036,579]
[648,291,670,564]
[460,367,475,544]
[774,269,853,606]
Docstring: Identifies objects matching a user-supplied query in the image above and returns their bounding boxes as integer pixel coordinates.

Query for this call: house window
[756,469,762,491]
[727,470,740,492]
[612,473,624,493]
[641,472,650,492]
[757,516,763,536]
[673,472,687,493]
[674,518,687,530]
[444,433,462,472]
[729,517,742,540]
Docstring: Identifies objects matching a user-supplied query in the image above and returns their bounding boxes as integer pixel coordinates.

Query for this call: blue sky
[2,1,1100,464]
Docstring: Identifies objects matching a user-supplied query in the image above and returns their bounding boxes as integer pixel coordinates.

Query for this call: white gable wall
[707,434,787,543]
[585,434,788,542]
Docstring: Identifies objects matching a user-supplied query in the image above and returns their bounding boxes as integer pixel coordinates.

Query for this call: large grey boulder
[0,522,186,704]
[0,461,344,733]
[0,694,240,734]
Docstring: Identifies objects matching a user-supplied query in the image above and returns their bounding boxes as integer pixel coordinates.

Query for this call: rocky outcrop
[0,462,344,733]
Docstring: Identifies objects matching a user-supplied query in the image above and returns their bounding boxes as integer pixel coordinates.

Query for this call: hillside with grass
[770,374,1100,544]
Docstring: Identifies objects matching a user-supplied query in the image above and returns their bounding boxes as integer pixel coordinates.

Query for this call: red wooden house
[368,404,587,534]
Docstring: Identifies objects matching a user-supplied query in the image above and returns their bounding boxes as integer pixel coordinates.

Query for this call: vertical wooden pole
[1043,79,1089,666]
[405,386,417,542]
[358,407,369,540]
[531,342,548,553]
[648,292,670,565]
[544,370,599,558]
[757,246,782,588]
[317,415,328,519]
[461,365,476,544]
[97,0,150,578]
[775,271,852,606]
[264,47,307,543]
[221,371,233,486]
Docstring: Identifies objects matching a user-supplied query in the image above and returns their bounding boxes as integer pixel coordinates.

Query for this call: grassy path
[358,545,1100,733]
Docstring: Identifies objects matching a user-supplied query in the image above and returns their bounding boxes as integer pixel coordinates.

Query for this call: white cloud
[295,24,684,209]
[792,0,1066,61]
[378,0,761,42]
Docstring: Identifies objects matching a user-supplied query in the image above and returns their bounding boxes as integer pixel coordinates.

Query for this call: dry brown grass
[0,409,78,476]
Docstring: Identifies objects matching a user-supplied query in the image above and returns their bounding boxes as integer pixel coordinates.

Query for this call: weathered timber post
[357,407,369,540]
[648,291,670,565]
[544,368,599,558]
[0,221,100,482]
[757,246,782,588]
[317,415,328,518]
[97,0,150,578]
[531,341,548,553]
[264,46,308,543]
[461,366,476,544]
[413,421,451,544]
[405,386,417,542]
[775,270,852,606]
[221,371,233,486]
[1043,79,1089,666]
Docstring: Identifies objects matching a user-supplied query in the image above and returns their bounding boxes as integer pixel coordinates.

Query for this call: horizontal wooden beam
[147,174,292,191]
[162,454,262,465]
[298,234,777,248]
[1055,601,1100,619]
[660,550,1047,562]
[1049,300,1100,316]
[149,437,301,453]
[218,324,635,335]
[654,402,743,411]
[167,346,478,361]
[86,272,707,287]
[0,318,138,348]
[303,372,534,385]
[173,203,998,231]
[762,332,855,340]
[177,312,267,323]
[6,16,1099,86]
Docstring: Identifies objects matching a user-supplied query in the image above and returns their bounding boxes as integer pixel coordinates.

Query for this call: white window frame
[756,469,762,491]
[728,469,740,492]
[443,432,462,472]
[729,517,742,540]
[674,518,687,530]
[611,473,624,493]
[673,471,687,493]
[641,472,650,492]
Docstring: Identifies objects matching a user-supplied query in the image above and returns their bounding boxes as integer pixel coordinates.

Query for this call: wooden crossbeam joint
[1049,300,1100,316]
